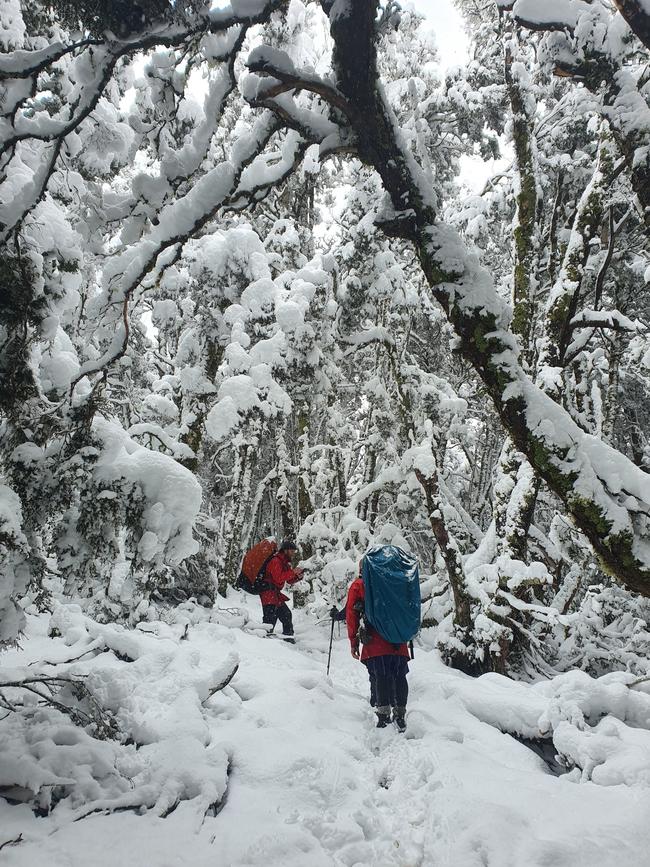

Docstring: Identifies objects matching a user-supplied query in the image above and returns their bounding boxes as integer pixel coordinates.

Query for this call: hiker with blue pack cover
[344,545,421,732]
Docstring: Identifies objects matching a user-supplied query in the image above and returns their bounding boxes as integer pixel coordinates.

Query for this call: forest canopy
[2,0,650,678]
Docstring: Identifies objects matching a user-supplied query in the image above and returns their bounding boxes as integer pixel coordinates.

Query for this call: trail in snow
[210,615,452,867]
[2,602,650,867]
[211,612,650,867]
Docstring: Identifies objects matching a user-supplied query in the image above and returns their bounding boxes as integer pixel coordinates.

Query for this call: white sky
[409,0,469,71]
[408,0,507,194]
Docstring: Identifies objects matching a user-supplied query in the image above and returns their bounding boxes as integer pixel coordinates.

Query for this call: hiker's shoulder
[264,553,283,573]
[347,576,364,596]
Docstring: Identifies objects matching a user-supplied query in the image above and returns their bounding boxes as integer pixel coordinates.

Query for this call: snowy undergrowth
[1,599,650,866]
[0,601,243,827]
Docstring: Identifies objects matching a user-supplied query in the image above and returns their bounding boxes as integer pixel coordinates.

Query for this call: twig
[1,675,118,738]
[0,690,18,712]
[0,834,23,851]
[29,642,104,667]
[202,664,239,705]
[627,675,650,689]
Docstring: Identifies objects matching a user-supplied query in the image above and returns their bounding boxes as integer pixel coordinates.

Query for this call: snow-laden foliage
[2,604,650,863]
[4,1,650,857]
[1,0,650,679]
[1,602,244,821]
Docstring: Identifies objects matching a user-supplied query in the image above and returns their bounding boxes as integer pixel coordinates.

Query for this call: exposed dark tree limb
[566,313,639,335]
[202,663,239,704]
[613,0,650,51]
[0,834,23,852]
[594,205,617,310]
[246,53,353,120]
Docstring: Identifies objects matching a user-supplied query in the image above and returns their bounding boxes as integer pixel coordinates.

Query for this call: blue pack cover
[362,545,421,644]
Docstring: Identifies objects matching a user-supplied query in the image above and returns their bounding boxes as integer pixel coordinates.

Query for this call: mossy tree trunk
[383,339,478,666]
[538,134,615,379]
[503,27,538,364]
[179,340,224,473]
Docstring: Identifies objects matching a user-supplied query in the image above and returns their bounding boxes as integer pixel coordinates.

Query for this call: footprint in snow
[439,726,464,743]
[297,674,320,690]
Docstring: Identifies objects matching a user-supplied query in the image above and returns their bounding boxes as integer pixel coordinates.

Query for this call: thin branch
[0,835,23,852]
[595,205,616,310]
[628,674,650,688]
[201,663,239,705]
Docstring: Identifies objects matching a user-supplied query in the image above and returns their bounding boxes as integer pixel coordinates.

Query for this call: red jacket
[260,552,302,606]
[345,577,410,661]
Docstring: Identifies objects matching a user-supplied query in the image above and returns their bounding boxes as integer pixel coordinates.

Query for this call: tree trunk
[219,439,256,596]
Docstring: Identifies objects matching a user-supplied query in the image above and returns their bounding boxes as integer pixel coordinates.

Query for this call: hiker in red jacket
[260,540,304,643]
[345,573,410,731]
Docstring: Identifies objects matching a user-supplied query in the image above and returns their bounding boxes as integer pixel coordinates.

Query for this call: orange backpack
[236,539,277,594]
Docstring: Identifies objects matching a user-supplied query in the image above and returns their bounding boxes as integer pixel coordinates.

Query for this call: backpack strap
[353,599,372,644]
[258,552,276,578]
[252,552,276,592]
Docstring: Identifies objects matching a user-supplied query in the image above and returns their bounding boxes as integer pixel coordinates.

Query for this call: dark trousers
[366,656,409,708]
[262,603,294,635]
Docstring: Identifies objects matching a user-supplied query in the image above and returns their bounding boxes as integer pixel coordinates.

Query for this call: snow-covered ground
[2,599,650,866]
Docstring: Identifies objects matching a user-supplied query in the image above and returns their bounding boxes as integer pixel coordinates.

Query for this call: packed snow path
[2,604,650,866]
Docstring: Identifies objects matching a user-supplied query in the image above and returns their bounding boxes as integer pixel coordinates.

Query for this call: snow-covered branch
[503,0,650,236]
[71,112,283,385]
[246,46,353,120]
[0,1,286,240]
[567,310,641,335]
[495,0,593,33]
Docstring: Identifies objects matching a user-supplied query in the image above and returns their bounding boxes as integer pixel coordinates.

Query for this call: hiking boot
[376,706,391,728]
[392,706,407,733]
[283,636,296,644]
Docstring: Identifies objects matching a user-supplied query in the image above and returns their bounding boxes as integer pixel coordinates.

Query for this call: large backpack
[361,545,421,644]
[236,539,277,595]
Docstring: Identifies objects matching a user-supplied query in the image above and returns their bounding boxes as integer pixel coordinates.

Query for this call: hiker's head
[279,539,298,558]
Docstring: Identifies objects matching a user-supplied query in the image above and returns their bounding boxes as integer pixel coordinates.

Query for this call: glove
[329,606,339,620]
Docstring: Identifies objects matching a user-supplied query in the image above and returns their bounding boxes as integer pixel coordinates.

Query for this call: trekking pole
[326,616,335,676]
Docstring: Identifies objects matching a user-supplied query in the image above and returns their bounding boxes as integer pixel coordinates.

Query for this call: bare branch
[0,835,23,852]
[201,663,239,704]
[246,51,353,120]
